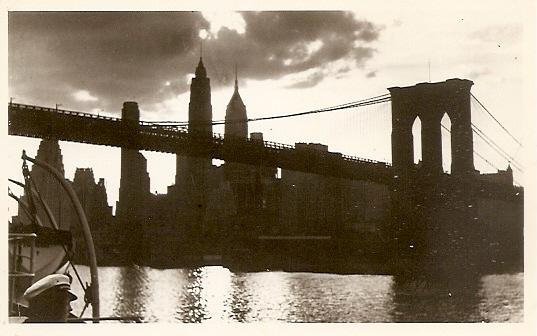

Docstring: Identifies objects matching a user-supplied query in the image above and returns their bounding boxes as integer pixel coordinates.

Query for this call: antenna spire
[200,39,203,59]
[234,63,238,90]
[428,58,431,82]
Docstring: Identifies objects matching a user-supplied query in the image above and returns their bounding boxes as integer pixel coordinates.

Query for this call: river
[69,266,523,323]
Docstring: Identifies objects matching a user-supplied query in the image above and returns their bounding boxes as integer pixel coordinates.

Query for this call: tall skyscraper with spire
[188,56,213,136]
[175,54,213,189]
[174,52,213,249]
[225,65,248,138]
[223,65,259,217]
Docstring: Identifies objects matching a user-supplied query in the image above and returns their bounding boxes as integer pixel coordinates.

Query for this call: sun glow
[201,11,246,36]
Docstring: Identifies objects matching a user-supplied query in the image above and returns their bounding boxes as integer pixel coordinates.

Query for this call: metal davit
[21,150,100,323]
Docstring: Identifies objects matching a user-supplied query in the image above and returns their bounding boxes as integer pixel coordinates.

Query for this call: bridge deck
[8,103,394,184]
[7,103,523,202]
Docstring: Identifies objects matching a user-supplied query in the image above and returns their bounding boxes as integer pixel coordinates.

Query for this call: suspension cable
[471,94,522,146]
[142,93,391,126]
[471,123,523,170]
[441,124,501,171]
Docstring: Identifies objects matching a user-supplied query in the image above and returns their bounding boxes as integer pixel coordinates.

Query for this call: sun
[198,29,209,40]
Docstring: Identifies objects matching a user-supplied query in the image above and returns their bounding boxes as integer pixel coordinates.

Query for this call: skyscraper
[225,66,247,139]
[175,56,213,190]
[173,56,214,249]
[188,57,213,136]
[116,102,151,262]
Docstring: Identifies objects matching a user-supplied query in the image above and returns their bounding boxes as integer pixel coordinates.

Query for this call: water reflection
[286,273,393,322]
[112,265,149,321]
[177,268,208,322]
[479,273,523,322]
[144,268,186,322]
[226,273,252,322]
[201,266,233,322]
[70,266,523,322]
[244,271,293,322]
[390,274,482,322]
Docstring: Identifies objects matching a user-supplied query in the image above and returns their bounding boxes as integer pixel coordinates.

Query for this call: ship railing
[9,233,37,277]
[67,316,143,323]
[9,233,37,313]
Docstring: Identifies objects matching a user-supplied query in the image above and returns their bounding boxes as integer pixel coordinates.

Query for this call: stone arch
[389,79,474,176]
[411,115,422,165]
[440,113,452,173]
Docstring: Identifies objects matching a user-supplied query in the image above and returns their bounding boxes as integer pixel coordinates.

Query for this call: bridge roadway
[8,103,394,184]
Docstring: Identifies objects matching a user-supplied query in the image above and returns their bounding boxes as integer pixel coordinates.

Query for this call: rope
[11,170,89,293]
[26,176,89,292]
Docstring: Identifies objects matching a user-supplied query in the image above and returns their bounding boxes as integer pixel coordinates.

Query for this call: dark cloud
[9,12,209,114]
[205,12,380,86]
[9,11,380,116]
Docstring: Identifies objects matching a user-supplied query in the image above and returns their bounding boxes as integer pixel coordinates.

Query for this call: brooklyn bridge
[8,70,524,275]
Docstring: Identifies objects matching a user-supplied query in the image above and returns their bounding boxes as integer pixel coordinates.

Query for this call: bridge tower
[388,79,479,277]
[389,78,475,177]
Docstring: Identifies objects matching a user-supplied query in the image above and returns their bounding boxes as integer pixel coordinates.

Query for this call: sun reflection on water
[69,266,523,322]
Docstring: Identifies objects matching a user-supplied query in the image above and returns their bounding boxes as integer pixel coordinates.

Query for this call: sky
[6,2,536,215]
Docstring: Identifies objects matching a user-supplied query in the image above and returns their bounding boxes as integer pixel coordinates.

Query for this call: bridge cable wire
[148,98,392,127]
[142,94,391,127]
[247,96,391,123]
[470,94,523,146]
[469,98,524,173]
[470,123,523,169]
[443,123,522,185]
[441,124,500,171]
[472,131,523,173]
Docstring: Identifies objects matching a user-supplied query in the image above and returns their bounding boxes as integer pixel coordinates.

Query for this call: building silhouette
[224,66,248,138]
[15,140,75,232]
[71,168,115,264]
[10,59,523,272]
[116,102,151,262]
[11,139,117,265]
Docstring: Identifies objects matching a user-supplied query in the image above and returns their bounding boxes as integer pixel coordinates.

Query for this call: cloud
[202,11,246,35]
[73,90,98,102]
[9,11,381,116]
[9,12,210,113]
[468,68,491,79]
[199,12,380,93]
[366,70,377,78]
[470,24,522,44]
[286,71,325,89]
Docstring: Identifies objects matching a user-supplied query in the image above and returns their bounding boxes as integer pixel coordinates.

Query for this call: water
[69,266,523,323]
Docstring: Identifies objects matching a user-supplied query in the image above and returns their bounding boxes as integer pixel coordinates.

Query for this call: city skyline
[7,5,533,213]
[4,2,532,329]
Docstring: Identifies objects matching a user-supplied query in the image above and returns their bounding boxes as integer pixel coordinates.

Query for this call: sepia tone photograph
[4,1,535,331]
